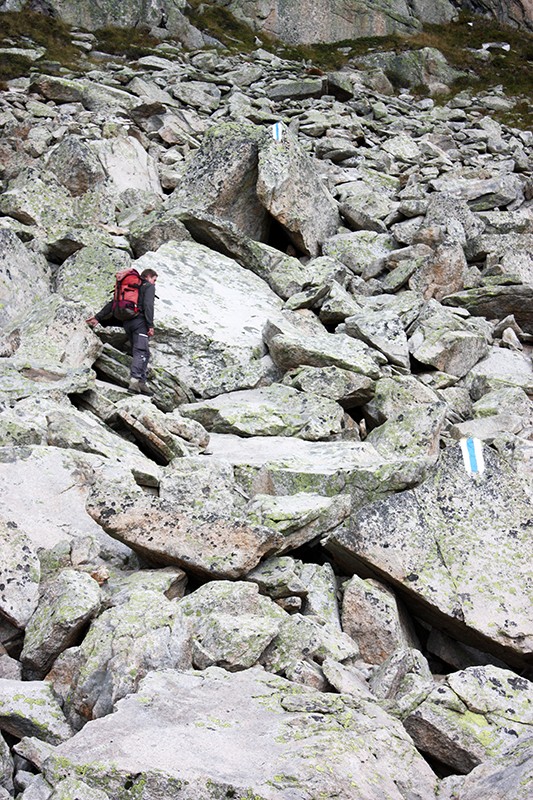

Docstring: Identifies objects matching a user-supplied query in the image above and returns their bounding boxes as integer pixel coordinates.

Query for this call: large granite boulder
[325,444,533,668]
[86,476,283,579]
[170,122,270,242]
[256,126,341,256]
[44,667,438,799]
[134,241,285,397]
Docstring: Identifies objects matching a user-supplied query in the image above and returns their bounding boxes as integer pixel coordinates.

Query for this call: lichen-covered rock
[342,575,419,664]
[0,230,50,332]
[49,777,111,800]
[134,240,285,397]
[55,245,131,312]
[408,302,490,378]
[344,307,410,369]
[46,136,106,197]
[447,734,533,800]
[159,457,245,517]
[57,588,192,726]
[282,364,375,408]
[46,406,164,473]
[260,613,359,679]
[0,732,13,794]
[246,556,308,600]
[245,491,351,552]
[264,317,382,378]
[464,347,533,398]
[0,520,40,629]
[369,646,433,702]
[170,122,269,241]
[325,444,533,666]
[92,135,163,197]
[430,172,524,211]
[86,477,283,579]
[443,284,533,335]
[0,679,73,744]
[21,569,101,679]
[366,398,446,462]
[403,666,533,773]
[180,384,346,441]
[178,581,286,670]
[298,562,341,627]
[44,667,438,800]
[323,230,395,276]
[256,126,340,257]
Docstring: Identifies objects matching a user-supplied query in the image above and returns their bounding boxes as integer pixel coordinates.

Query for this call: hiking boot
[139,382,154,397]
[128,379,154,397]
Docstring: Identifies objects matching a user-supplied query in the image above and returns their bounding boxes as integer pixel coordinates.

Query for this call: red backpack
[112,268,142,321]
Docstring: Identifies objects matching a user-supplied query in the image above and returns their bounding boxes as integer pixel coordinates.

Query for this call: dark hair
[140,269,158,279]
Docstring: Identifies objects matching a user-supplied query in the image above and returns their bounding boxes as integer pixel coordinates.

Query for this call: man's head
[141,268,158,286]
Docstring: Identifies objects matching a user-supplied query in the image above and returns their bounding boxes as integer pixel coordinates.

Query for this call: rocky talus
[0,15,532,800]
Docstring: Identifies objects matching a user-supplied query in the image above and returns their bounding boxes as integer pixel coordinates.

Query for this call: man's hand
[147,327,155,337]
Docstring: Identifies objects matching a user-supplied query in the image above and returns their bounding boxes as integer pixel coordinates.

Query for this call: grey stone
[408,303,490,378]
[403,666,533,773]
[86,476,283,580]
[245,492,351,553]
[448,735,533,800]
[170,122,269,242]
[256,126,340,257]
[342,575,418,664]
[21,569,101,679]
[46,136,106,197]
[282,365,375,408]
[180,384,346,441]
[44,667,438,799]
[55,588,192,726]
[0,679,72,744]
[344,308,410,369]
[443,285,533,335]
[326,445,533,667]
[0,519,40,629]
[264,317,382,379]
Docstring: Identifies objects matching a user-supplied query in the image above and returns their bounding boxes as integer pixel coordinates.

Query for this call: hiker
[86,268,158,396]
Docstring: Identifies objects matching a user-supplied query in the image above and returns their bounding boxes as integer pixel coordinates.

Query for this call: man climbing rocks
[86,268,158,397]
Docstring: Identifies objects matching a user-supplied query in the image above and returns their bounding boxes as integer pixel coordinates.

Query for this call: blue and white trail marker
[272,121,283,142]
[460,437,485,476]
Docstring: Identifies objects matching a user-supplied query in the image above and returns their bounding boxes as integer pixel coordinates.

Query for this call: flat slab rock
[0,446,137,556]
[180,384,345,440]
[44,667,438,800]
[206,433,432,504]
[86,478,282,579]
[325,443,533,666]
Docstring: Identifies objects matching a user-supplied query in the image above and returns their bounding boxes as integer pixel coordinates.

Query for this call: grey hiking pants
[123,316,150,383]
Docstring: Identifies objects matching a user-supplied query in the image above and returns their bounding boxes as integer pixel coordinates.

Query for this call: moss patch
[93,26,159,59]
[0,11,81,79]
